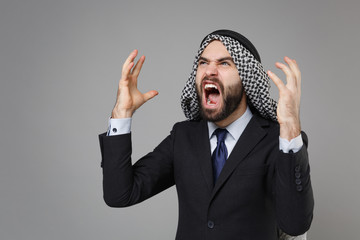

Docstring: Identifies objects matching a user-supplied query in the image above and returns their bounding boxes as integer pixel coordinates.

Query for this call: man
[99,30,314,240]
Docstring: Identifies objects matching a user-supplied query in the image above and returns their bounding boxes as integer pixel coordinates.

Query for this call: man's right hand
[111,50,158,119]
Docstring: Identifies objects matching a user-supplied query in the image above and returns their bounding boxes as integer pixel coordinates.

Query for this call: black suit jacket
[99,114,314,240]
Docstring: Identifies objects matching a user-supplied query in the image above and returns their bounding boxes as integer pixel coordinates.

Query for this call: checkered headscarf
[180,32,278,122]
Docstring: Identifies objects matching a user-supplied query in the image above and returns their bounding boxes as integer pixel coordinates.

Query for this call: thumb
[143,90,159,102]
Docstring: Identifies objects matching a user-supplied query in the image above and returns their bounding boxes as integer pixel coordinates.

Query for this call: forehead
[200,40,231,59]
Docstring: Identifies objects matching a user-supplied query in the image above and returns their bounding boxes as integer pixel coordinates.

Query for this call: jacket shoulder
[172,119,204,130]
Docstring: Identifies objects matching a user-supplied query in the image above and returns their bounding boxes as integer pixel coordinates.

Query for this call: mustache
[202,76,220,84]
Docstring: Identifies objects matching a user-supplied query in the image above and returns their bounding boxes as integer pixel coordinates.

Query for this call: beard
[196,77,244,122]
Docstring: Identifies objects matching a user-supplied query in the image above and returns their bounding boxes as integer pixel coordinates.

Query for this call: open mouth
[203,81,221,107]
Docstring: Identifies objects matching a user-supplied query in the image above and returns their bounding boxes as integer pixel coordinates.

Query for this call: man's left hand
[267,56,301,141]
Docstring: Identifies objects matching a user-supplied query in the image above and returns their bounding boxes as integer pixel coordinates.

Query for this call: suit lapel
[211,115,269,199]
[194,120,214,192]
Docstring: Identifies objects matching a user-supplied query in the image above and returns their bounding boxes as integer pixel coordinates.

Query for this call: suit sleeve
[98,127,176,207]
[275,131,314,236]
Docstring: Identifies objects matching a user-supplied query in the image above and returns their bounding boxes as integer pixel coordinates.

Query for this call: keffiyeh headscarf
[180,30,278,122]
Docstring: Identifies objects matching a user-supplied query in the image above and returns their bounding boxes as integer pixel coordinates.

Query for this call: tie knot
[214,128,227,143]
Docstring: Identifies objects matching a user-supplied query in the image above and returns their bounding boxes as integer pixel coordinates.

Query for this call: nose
[205,62,218,76]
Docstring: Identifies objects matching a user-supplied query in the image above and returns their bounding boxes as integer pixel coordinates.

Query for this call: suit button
[295,172,301,179]
[207,221,214,229]
[296,185,303,192]
[112,128,117,133]
[295,165,301,172]
[295,179,302,185]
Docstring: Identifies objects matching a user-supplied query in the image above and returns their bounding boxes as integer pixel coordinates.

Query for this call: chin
[200,104,229,122]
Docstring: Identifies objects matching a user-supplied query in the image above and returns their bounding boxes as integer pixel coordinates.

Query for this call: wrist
[279,120,301,141]
[111,108,134,119]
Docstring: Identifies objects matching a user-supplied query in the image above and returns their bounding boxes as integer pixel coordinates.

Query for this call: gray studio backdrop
[1,0,359,239]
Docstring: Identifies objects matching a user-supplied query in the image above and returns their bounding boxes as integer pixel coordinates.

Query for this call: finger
[121,62,134,82]
[275,61,296,88]
[132,55,145,77]
[143,90,159,102]
[123,49,138,67]
[122,49,138,76]
[284,56,301,83]
[286,57,301,90]
[267,70,286,91]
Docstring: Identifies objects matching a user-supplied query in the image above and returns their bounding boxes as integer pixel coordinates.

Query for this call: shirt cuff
[107,117,132,136]
[279,134,303,153]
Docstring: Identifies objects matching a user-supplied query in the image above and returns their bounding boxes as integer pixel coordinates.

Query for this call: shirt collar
[207,106,253,141]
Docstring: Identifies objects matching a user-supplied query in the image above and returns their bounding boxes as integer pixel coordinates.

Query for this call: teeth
[204,84,217,90]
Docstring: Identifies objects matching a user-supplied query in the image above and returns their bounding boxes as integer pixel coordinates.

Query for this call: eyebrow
[199,56,234,63]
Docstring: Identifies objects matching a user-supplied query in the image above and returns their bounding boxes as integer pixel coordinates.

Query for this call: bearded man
[99,30,314,240]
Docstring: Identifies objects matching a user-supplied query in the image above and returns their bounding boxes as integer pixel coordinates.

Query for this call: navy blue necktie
[212,128,228,183]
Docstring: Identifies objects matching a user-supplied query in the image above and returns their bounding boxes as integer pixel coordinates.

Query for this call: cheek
[195,73,202,89]
[228,73,241,86]
[195,68,203,80]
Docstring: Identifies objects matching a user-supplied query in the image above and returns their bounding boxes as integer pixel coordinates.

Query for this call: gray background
[1,0,359,239]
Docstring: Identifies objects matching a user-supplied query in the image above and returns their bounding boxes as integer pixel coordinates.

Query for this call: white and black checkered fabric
[180,34,278,122]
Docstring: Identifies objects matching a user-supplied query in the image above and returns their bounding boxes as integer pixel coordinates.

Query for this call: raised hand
[111,50,158,119]
[267,57,301,141]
